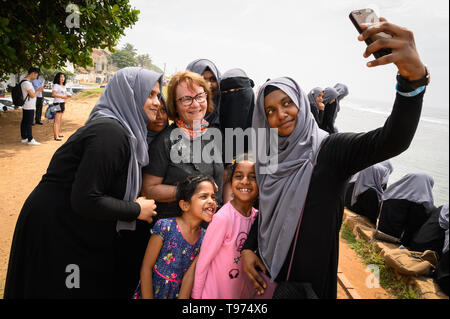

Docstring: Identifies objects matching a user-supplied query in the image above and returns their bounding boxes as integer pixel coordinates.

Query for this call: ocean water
[335,98,449,207]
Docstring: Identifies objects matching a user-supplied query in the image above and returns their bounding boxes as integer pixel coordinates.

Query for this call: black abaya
[377,199,431,246]
[351,189,381,225]
[243,91,424,298]
[409,205,446,257]
[4,118,145,298]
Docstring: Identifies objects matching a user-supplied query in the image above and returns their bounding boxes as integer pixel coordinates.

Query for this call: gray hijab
[322,87,339,105]
[252,77,328,280]
[439,204,449,254]
[381,173,435,213]
[86,67,163,231]
[334,83,349,102]
[307,87,323,113]
[322,87,340,132]
[351,161,393,206]
[221,68,247,80]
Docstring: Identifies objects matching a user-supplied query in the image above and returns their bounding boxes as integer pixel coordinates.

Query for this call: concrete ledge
[342,208,449,300]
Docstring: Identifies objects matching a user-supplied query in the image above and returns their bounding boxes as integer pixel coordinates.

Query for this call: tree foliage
[109,43,164,74]
[108,42,138,69]
[0,0,140,80]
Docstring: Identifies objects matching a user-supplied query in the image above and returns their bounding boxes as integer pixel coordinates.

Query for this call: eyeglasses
[176,92,208,106]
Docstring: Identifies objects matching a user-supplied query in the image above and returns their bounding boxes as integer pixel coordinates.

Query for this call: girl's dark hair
[176,174,216,204]
[229,152,255,182]
[264,85,280,97]
[53,72,66,86]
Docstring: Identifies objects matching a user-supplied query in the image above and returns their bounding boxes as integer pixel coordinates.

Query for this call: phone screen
[350,8,392,58]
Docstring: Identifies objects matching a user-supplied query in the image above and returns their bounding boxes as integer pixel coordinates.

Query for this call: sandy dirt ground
[0,92,389,299]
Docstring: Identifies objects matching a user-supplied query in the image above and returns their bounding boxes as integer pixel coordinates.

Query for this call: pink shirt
[192,202,258,299]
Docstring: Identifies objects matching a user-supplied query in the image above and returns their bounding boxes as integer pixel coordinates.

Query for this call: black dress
[409,205,446,257]
[377,199,430,246]
[143,123,224,220]
[344,182,355,209]
[4,118,144,299]
[243,92,424,299]
[320,101,338,134]
[351,189,381,225]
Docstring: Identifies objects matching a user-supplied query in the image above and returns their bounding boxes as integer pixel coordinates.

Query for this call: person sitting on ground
[350,160,394,225]
[435,204,448,295]
[376,173,435,246]
[409,203,448,258]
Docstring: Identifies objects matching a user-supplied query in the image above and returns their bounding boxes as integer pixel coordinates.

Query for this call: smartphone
[349,8,392,59]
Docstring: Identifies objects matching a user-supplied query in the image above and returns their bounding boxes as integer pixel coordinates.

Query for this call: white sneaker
[21,139,28,143]
[27,139,41,146]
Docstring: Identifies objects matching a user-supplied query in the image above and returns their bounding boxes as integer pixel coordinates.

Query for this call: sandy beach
[0,91,389,299]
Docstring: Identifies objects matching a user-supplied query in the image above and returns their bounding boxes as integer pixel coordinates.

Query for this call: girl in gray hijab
[320,87,340,134]
[307,87,324,126]
[186,58,221,127]
[334,83,349,101]
[5,67,161,299]
[350,161,393,224]
[241,19,429,299]
[377,173,435,245]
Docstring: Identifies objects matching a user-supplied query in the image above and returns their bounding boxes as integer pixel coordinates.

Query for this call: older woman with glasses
[141,71,224,221]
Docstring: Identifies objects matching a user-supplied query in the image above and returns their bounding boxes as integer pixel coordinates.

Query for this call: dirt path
[0,93,389,299]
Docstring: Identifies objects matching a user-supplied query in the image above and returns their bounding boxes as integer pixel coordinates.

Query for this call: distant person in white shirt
[21,67,44,146]
[52,72,71,141]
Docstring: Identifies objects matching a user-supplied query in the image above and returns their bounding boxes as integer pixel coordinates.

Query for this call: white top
[21,80,36,110]
[52,84,67,103]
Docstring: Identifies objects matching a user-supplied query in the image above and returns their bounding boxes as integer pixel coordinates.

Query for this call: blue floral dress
[133,218,205,299]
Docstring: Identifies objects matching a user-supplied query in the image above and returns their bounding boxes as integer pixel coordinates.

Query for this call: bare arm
[52,88,70,99]
[140,234,163,299]
[141,173,177,203]
[27,87,43,99]
[178,255,198,299]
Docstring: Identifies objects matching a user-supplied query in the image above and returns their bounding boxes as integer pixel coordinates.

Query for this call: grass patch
[71,88,104,100]
[340,222,420,299]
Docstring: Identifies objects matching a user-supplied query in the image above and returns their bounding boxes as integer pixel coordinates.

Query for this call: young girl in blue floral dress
[133,174,217,299]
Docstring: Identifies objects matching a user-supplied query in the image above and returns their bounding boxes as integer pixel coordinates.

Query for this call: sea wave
[343,102,449,126]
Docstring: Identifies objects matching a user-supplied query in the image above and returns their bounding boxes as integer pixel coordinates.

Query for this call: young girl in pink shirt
[192,154,258,299]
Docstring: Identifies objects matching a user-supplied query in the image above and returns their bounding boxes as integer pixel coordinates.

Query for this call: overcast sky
[119,0,449,114]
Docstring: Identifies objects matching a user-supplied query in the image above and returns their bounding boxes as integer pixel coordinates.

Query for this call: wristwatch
[396,66,430,92]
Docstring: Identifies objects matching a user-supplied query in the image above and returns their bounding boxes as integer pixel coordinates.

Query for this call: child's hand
[135,197,157,223]
[241,249,267,296]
